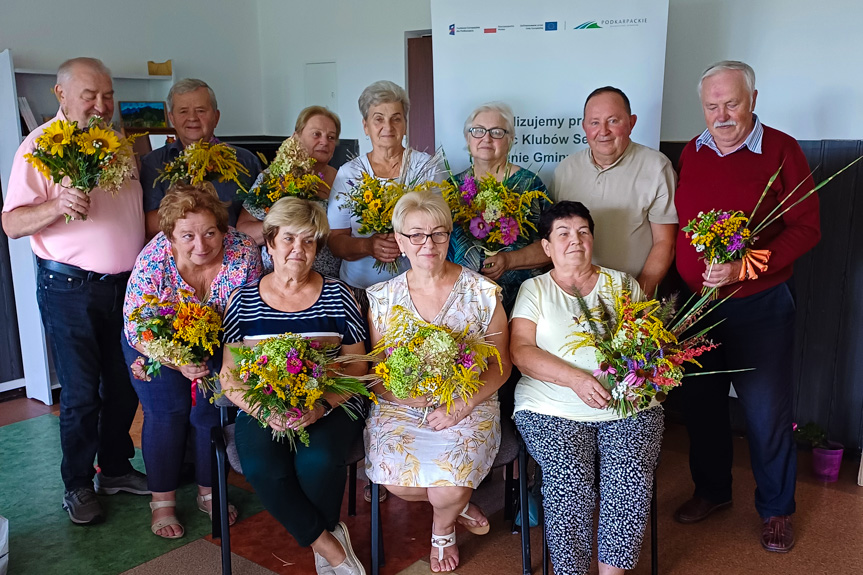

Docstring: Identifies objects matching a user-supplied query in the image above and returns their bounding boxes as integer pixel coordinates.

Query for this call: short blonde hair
[294,106,341,139]
[159,182,229,239]
[392,191,452,234]
[262,197,329,251]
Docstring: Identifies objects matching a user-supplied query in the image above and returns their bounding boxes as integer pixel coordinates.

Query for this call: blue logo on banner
[574,21,602,29]
[545,21,558,31]
[449,24,455,35]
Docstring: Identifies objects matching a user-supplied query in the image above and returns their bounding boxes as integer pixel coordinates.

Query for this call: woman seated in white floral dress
[364,191,512,573]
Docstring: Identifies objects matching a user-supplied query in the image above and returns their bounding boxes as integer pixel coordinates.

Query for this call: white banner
[431,0,669,185]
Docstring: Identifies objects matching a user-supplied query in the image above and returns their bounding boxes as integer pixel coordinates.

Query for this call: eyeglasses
[400,231,451,245]
[468,127,509,139]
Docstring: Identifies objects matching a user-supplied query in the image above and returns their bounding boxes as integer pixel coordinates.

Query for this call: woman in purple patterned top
[121,183,262,539]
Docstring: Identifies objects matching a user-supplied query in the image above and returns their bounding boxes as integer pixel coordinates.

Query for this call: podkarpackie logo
[574,21,602,29]
[449,23,455,35]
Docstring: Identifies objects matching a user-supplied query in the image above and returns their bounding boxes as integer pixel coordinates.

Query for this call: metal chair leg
[651,476,658,575]
[348,462,357,517]
[504,460,515,521]
[370,482,382,575]
[211,426,232,575]
[518,441,532,575]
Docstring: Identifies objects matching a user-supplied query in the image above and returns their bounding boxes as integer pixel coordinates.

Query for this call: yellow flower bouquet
[154,140,250,189]
[24,117,140,222]
[340,149,443,273]
[347,306,502,419]
[239,137,327,220]
[128,289,222,404]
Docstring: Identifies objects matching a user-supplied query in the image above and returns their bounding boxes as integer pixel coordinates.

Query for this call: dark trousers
[676,282,797,518]
[234,409,363,547]
[36,264,139,491]
[121,339,221,492]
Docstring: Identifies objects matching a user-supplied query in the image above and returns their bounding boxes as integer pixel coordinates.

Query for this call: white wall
[1,0,860,142]
[256,0,432,152]
[662,0,862,141]
[0,0,264,136]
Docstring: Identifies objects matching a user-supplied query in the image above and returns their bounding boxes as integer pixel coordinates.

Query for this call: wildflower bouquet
[24,117,140,222]
[154,140,250,189]
[225,333,374,449]
[683,158,861,284]
[239,137,327,220]
[340,149,442,273]
[563,277,727,418]
[128,290,222,402]
[355,306,502,417]
[442,172,549,256]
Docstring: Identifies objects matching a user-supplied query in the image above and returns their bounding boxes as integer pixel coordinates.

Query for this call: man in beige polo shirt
[552,87,677,295]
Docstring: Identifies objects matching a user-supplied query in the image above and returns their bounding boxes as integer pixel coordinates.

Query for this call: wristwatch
[315,398,334,416]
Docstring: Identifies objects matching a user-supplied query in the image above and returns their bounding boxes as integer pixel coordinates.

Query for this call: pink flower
[469,216,491,239]
[263,384,273,395]
[257,355,268,366]
[241,370,250,383]
[499,217,518,246]
[285,357,304,374]
[309,340,322,349]
[457,352,475,369]
[593,362,617,378]
[623,369,647,388]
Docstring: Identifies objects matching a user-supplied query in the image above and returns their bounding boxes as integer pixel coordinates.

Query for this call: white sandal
[458,502,490,535]
[430,528,457,571]
[150,500,184,539]
[197,493,238,525]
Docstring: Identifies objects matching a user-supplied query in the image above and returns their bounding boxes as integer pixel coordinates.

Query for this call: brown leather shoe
[761,515,795,553]
[673,496,732,524]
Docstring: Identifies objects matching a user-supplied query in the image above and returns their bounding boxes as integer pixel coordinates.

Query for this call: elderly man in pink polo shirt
[2,57,149,526]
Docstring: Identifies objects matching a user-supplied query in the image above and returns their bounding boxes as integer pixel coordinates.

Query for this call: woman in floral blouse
[122,182,262,539]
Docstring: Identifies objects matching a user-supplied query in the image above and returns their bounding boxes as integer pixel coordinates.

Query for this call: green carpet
[0,414,263,575]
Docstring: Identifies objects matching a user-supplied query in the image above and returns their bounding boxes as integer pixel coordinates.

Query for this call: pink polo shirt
[3,110,145,274]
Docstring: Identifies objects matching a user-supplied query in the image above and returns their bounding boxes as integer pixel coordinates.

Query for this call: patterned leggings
[514,407,664,575]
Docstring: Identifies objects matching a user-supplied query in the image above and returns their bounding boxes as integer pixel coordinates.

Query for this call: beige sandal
[150,500,184,539]
[430,528,457,572]
[458,502,490,535]
[197,493,238,525]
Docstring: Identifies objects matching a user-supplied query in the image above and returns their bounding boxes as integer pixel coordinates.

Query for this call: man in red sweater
[672,61,820,553]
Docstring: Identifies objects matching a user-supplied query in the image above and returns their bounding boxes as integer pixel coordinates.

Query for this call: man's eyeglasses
[468,127,509,140]
[400,231,451,245]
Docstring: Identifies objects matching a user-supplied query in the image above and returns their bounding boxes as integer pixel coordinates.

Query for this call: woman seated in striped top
[220,197,369,575]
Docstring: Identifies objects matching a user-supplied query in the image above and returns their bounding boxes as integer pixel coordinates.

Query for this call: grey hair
[56,57,112,86]
[463,101,516,143]
[358,80,410,120]
[167,78,218,113]
[392,191,453,235]
[698,61,756,99]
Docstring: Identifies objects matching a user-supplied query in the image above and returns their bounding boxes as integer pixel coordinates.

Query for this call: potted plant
[794,422,844,482]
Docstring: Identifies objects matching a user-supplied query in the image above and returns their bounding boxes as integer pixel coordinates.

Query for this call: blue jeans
[676,282,797,518]
[36,263,139,491]
[121,340,222,492]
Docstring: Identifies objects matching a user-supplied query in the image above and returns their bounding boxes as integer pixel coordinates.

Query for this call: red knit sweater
[675,125,821,299]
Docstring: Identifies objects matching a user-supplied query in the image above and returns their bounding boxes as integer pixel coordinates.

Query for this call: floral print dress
[364,267,502,488]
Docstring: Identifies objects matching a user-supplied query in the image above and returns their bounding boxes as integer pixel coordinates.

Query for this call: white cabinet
[0,49,173,403]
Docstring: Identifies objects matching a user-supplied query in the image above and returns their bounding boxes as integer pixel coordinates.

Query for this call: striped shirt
[695,114,763,156]
[222,277,369,415]
[223,278,367,349]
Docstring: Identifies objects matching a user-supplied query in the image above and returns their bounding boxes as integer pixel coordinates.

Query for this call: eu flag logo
[545,21,558,31]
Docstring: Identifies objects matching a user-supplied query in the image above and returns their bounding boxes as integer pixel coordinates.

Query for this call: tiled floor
[2,391,863,575]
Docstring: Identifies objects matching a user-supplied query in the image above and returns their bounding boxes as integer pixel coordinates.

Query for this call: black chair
[210,399,367,575]
[368,418,533,575]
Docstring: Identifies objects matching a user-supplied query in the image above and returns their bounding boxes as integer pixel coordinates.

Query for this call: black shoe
[673,496,732,524]
[63,487,104,525]
[94,469,151,495]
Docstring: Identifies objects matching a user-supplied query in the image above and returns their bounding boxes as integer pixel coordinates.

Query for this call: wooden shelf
[14,68,173,81]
